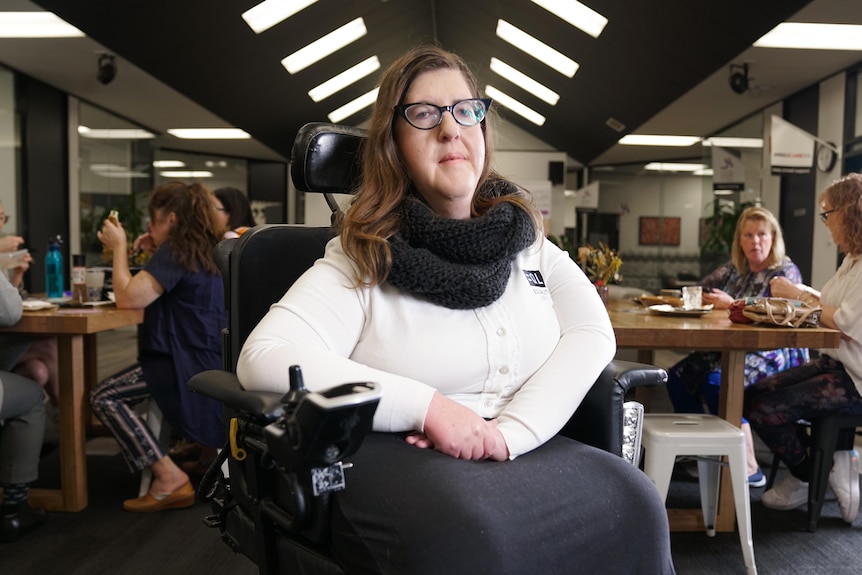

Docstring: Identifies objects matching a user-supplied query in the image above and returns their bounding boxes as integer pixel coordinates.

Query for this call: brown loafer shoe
[122,481,195,513]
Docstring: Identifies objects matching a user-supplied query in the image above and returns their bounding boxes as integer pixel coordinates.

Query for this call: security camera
[97,54,116,85]
[729,63,749,95]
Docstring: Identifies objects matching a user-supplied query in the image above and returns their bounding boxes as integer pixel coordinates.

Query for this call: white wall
[811,72,844,290]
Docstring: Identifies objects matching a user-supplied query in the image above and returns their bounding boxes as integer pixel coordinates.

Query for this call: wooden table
[607,299,841,532]
[0,305,144,511]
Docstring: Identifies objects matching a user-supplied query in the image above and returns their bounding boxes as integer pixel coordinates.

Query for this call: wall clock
[816,143,837,173]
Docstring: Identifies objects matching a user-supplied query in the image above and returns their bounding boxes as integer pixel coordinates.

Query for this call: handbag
[728,297,821,328]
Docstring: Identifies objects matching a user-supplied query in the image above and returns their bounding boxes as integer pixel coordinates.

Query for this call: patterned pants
[744,355,862,469]
[90,364,165,472]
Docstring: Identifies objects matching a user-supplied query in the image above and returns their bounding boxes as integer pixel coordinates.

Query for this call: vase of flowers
[576,243,622,304]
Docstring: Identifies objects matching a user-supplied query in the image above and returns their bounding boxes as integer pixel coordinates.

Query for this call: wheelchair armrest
[561,360,667,456]
[188,370,284,417]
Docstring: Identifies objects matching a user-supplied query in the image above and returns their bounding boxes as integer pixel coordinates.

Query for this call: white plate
[647,304,714,317]
[22,299,58,311]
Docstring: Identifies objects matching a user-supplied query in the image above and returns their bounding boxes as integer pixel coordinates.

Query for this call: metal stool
[642,414,756,575]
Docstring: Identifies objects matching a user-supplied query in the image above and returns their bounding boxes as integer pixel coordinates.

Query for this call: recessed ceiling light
[644,162,706,172]
[529,0,608,38]
[78,126,155,139]
[495,20,579,78]
[241,0,318,34]
[0,12,84,38]
[489,58,559,105]
[309,56,380,102]
[620,135,702,146]
[485,85,546,126]
[754,23,862,50]
[152,160,186,168]
[713,189,735,196]
[159,171,214,178]
[328,88,379,123]
[702,137,763,148]
[282,17,367,74]
[166,128,251,139]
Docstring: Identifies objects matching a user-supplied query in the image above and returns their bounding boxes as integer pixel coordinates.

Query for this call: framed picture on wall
[639,216,681,246]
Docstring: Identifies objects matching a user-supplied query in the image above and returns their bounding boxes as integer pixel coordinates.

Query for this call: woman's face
[821,198,843,249]
[148,209,175,247]
[213,196,230,229]
[394,68,485,220]
[739,218,774,272]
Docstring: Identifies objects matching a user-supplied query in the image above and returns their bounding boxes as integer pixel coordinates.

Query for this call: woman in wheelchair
[91,181,225,512]
[238,45,675,574]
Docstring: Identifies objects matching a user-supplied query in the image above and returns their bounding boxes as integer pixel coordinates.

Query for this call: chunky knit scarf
[387,181,535,309]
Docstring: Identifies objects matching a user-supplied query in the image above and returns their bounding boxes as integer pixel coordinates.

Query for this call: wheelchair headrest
[290,122,366,194]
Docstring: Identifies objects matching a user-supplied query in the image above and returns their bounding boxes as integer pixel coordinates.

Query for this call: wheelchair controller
[265,365,381,495]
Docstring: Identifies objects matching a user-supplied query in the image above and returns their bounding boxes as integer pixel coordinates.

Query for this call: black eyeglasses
[394,98,492,130]
[819,209,836,223]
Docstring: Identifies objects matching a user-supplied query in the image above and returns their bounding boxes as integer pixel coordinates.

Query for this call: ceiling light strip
[489,58,559,105]
[309,56,380,102]
[328,88,379,123]
[0,12,84,38]
[166,128,251,139]
[619,134,701,146]
[754,23,862,51]
[644,162,706,172]
[495,20,579,78]
[485,85,546,126]
[282,17,367,74]
[242,0,318,34]
[702,137,763,148]
[159,171,214,178]
[529,0,607,38]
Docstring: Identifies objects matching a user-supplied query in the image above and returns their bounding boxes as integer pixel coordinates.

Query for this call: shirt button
[496,327,506,337]
[499,366,510,375]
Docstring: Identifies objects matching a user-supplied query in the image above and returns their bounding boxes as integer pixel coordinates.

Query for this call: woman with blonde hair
[666,205,809,486]
[91,181,225,512]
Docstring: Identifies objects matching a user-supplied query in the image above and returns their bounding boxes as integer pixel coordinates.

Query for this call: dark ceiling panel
[33,0,812,165]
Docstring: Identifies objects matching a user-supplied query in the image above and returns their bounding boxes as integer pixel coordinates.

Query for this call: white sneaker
[761,474,809,511]
[829,449,860,524]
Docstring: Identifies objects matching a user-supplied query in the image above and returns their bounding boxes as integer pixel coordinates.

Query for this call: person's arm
[98,218,164,309]
[492,240,616,458]
[0,270,22,326]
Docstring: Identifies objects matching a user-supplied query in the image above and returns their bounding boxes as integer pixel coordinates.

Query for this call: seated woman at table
[90,181,225,512]
[0,200,59,404]
[746,173,862,524]
[0,267,47,541]
[665,206,809,486]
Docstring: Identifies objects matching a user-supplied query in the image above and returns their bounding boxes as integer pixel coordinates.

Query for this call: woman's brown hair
[148,181,223,274]
[820,172,862,256]
[340,44,541,285]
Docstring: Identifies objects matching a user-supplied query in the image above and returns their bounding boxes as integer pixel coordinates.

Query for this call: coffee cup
[85,269,106,302]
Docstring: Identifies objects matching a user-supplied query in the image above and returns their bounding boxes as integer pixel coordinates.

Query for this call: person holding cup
[665,205,809,486]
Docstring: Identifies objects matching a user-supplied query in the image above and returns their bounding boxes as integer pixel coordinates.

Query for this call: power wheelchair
[188,122,668,574]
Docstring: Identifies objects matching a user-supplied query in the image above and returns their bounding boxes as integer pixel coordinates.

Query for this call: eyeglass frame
[0,214,8,224]
[819,209,837,223]
[394,98,492,130]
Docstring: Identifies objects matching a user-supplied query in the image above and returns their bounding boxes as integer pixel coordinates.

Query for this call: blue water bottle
[46,235,64,298]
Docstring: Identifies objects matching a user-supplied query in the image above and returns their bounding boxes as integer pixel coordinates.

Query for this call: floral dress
[668,256,810,409]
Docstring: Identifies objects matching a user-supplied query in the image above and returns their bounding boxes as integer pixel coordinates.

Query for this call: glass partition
[582,111,768,293]
[77,101,154,265]
[0,67,18,241]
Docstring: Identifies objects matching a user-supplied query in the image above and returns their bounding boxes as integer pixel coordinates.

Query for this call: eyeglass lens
[400,99,489,130]
[819,209,835,222]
